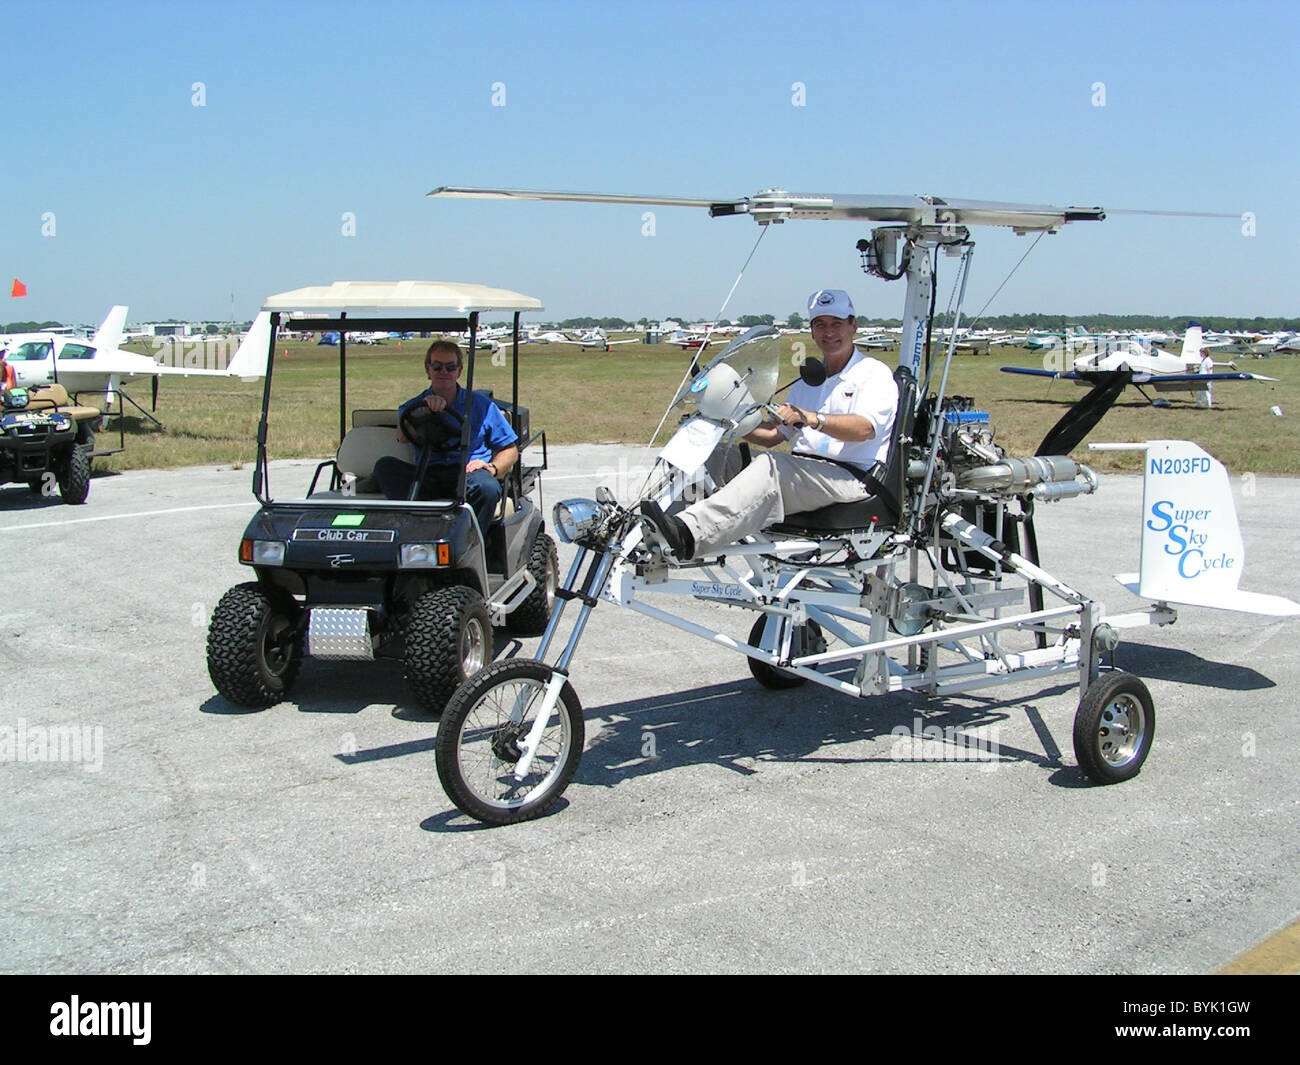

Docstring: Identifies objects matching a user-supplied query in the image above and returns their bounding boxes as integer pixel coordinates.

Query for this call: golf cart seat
[335,424,410,494]
[769,365,917,537]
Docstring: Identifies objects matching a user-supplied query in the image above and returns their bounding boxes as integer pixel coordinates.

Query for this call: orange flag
[10,278,27,298]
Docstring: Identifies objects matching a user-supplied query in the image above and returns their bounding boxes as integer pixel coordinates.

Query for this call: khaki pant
[678,448,869,557]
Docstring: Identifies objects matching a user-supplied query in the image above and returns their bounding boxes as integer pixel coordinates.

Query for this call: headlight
[553,498,602,545]
[400,542,451,568]
[241,539,285,566]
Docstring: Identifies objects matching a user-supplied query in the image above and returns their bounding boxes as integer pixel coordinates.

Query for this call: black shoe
[639,500,695,562]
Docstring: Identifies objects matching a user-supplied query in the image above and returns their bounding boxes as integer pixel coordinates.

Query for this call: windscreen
[669,325,783,412]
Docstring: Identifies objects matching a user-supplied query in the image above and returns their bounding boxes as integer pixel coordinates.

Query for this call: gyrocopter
[426,186,1299,826]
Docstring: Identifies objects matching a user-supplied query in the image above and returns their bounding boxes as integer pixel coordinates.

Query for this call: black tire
[746,615,825,689]
[509,532,559,635]
[57,443,91,505]
[207,582,302,707]
[435,658,584,825]
[405,585,493,714]
[1073,671,1155,784]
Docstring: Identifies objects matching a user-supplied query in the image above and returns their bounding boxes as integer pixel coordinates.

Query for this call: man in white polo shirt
[642,288,899,561]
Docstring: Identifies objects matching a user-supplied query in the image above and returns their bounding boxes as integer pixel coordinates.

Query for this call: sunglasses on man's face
[426,361,461,373]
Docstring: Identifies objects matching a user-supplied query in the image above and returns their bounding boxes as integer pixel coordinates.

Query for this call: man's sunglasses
[426,361,461,373]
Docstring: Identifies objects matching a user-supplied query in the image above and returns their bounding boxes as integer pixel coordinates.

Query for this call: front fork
[512,544,617,778]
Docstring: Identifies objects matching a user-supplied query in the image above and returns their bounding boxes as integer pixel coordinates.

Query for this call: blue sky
[5,0,1297,325]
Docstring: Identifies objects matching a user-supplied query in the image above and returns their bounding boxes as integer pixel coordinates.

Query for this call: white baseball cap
[807,289,855,319]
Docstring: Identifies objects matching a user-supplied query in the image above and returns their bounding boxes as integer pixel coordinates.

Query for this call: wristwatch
[487,462,498,476]
[815,411,826,431]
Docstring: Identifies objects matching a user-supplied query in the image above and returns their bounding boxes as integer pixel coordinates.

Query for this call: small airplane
[566,327,639,352]
[350,331,392,345]
[854,329,899,350]
[525,327,637,351]
[1000,322,1276,403]
[523,329,570,344]
[1,306,269,415]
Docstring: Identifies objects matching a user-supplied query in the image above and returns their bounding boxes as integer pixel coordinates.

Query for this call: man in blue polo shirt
[374,340,518,530]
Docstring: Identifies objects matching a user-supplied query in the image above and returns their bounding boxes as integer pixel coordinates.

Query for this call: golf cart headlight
[400,542,452,568]
[245,539,285,566]
[554,498,601,545]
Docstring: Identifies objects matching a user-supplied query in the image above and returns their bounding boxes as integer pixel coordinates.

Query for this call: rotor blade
[429,185,1105,230]
[1106,208,1240,219]
[428,186,735,210]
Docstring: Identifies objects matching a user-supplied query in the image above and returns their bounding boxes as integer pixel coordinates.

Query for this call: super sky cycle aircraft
[426,186,1298,826]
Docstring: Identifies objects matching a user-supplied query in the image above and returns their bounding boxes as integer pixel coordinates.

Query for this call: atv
[0,383,100,504]
[206,281,557,714]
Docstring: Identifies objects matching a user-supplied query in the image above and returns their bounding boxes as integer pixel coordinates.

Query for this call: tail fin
[225,312,271,378]
[1180,321,1203,362]
[91,305,128,352]
[1125,440,1299,615]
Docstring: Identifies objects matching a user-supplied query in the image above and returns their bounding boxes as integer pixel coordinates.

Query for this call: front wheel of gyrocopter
[435,659,585,825]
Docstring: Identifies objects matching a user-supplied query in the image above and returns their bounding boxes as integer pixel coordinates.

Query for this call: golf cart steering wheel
[401,402,464,454]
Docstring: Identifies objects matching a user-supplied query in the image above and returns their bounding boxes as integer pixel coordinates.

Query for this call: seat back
[23,383,72,410]
[352,409,398,428]
[864,365,918,521]
[336,425,410,486]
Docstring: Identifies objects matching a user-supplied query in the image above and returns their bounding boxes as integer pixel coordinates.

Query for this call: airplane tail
[225,312,271,378]
[1180,321,1203,362]
[92,306,128,352]
[1112,439,1300,616]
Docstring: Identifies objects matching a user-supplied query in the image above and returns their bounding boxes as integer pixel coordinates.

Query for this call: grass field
[99,336,1300,477]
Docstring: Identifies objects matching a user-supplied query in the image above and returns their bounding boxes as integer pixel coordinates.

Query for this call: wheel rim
[455,677,573,811]
[1096,692,1146,767]
[460,616,487,676]
[261,613,293,677]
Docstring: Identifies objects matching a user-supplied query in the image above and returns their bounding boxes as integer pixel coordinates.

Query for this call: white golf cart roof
[263,281,543,315]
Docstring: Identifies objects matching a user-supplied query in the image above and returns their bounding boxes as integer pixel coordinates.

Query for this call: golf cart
[206,281,557,713]
[0,382,99,504]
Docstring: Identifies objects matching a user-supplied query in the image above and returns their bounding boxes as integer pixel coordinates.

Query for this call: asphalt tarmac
[1,445,1297,974]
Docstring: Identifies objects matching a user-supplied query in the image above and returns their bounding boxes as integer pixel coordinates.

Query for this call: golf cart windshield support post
[510,310,523,496]
[254,312,281,503]
[338,312,348,449]
[512,311,520,421]
[457,312,479,505]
